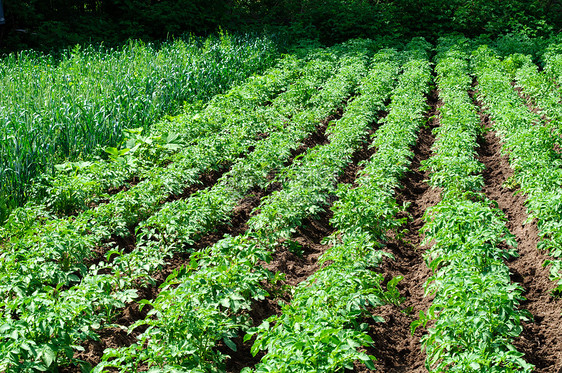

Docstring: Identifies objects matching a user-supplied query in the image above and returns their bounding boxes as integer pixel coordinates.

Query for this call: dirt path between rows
[351,90,440,373]
[474,94,562,372]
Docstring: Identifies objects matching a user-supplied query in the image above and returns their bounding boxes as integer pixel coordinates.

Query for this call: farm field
[2,35,562,372]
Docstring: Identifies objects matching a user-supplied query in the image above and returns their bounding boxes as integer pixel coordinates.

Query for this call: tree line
[0,0,560,53]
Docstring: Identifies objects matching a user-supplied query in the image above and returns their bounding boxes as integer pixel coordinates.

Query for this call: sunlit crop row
[414,37,532,372]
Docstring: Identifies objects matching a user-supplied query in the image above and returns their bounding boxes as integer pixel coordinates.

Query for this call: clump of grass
[0,32,278,221]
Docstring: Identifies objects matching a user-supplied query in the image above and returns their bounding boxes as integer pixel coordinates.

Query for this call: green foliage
[0,33,277,221]
[2,0,560,53]
[97,236,271,372]
[2,34,560,372]
[412,37,532,372]
[478,44,562,295]
[91,40,409,372]
[254,0,556,45]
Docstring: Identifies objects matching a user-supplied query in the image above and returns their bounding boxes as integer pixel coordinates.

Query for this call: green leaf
[469,362,480,369]
[223,337,237,352]
[0,324,11,333]
[104,147,119,158]
[243,332,254,343]
[163,143,182,151]
[105,250,121,262]
[359,354,377,370]
[346,338,360,348]
[41,347,56,367]
[54,163,73,172]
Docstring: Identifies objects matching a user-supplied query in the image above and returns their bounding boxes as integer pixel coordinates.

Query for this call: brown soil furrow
[354,91,441,373]
[474,99,562,372]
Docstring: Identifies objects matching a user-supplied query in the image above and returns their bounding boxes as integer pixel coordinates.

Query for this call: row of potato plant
[543,43,562,89]
[93,43,403,372]
[0,43,369,372]
[475,46,562,293]
[412,38,532,372]
[0,49,335,371]
[245,42,432,373]
[513,54,562,143]
[516,53,562,288]
[0,33,278,221]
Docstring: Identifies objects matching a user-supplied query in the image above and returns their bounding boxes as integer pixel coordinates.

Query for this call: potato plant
[475,46,562,295]
[412,37,532,372]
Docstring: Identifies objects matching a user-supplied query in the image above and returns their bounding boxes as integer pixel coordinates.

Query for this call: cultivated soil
[350,90,441,373]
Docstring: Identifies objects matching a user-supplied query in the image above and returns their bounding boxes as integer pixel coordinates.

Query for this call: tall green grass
[0,32,278,220]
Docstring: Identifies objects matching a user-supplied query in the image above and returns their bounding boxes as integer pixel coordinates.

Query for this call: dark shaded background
[0,0,560,53]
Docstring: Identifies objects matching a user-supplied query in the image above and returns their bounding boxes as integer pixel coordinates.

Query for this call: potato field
[2,35,562,372]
